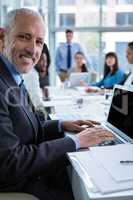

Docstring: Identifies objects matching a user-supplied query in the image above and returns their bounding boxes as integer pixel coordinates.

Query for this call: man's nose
[25,40,36,56]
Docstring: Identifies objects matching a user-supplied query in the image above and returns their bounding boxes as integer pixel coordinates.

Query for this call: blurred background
[0,0,133,85]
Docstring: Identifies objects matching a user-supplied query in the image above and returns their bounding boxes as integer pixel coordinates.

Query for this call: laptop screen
[69,72,90,87]
[107,87,133,139]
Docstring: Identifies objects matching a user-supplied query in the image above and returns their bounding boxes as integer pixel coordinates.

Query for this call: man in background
[55,29,92,81]
[124,41,133,85]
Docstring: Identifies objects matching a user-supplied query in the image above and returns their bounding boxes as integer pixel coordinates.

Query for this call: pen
[120,160,133,164]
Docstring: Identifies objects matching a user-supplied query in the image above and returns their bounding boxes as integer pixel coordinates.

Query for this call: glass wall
[56,0,100,27]
[55,0,133,79]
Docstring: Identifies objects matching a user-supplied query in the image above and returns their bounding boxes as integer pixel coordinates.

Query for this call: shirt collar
[0,54,22,86]
[66,42,72,46]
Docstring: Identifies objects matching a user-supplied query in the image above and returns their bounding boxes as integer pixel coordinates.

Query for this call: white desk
[70,156,133,200]
[43,86,133,199]
[44,86,110,122]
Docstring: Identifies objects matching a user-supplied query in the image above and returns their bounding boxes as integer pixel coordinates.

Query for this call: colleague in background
[43,43,51,70]
[0,8,113,200]
[126,42,133,64]
[124,41,133,85]
[0,28,4,52]
[82,52,125,92]
[55,29,92,82]
[71,51,88,73]
[23,68,44,108]
[35,43,50,88]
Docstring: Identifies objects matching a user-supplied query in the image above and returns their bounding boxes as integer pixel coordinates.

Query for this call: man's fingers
[88,120,100,125]
[78,120,100,127]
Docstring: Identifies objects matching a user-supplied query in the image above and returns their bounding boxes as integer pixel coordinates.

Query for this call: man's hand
[75,127,114,148]
[61,120,100,133]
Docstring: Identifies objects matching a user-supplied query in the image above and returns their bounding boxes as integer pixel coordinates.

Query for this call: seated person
[81,52,125,93]
[124,41,133,85]
[35,45,50,99]
[70,51,88,73]
[0,28,4,52]
[35,43,50,89]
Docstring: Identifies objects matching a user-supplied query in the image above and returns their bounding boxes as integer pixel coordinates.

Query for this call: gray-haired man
[0,8,113,200]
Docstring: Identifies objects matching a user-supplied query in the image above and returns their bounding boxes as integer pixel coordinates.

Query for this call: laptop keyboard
[98,137,123,146]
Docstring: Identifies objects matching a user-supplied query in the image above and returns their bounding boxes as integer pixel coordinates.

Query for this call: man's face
[126,47,133,64]
[66,32,73,43]
[3,14,45,74]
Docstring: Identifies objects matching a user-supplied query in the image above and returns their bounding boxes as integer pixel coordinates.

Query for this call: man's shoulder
[58,42,66,46]
[72,42,81,47]
[56,43,67,53]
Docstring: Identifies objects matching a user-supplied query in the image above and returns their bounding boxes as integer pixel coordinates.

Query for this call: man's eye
[17,34,30,40]
[37,40,43,46]
[17,35,27,40]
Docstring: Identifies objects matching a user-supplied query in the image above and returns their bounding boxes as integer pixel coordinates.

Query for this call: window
[116,12,133,26]
[59,13,75,26]
[116,0,133,4]
[95,0,106,5]
[23,0,38,6]
[59,0,76,5]
[129,13,133,25]
[116,13,126,25]
[116,42,129,72]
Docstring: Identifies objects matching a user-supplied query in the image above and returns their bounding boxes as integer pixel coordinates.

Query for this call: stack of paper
[90,144,133,182]
[68,144,133,194]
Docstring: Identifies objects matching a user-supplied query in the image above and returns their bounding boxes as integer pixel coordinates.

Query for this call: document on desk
[90,144,133,182]
[68,144,133,194]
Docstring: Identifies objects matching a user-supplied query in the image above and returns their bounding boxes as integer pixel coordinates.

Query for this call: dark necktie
[67,44,71,69]
[19,80,35,112]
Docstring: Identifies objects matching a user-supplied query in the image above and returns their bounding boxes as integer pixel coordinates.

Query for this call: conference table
[42,86,133,200]
[42,86,110,122]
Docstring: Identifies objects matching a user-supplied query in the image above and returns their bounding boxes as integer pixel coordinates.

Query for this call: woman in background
[0,28,4,52]
[71,51,88,73]
[35,43,51,88]
[83,52,125,92]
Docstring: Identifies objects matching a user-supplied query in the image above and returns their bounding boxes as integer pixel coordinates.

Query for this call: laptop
[69,72,90,87]
[102,84,133,145]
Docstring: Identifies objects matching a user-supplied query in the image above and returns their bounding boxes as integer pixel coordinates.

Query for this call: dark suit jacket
[0,56,75,191]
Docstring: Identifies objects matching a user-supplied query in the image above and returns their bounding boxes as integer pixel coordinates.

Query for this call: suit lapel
[0,56,38,140]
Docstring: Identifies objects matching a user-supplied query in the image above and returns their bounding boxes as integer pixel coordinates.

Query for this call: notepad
[68,144,133,194]
[90,144,133,182]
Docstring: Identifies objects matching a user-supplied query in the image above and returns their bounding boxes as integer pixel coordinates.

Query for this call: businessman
[55,29,93,81]
[0,8,113,200]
